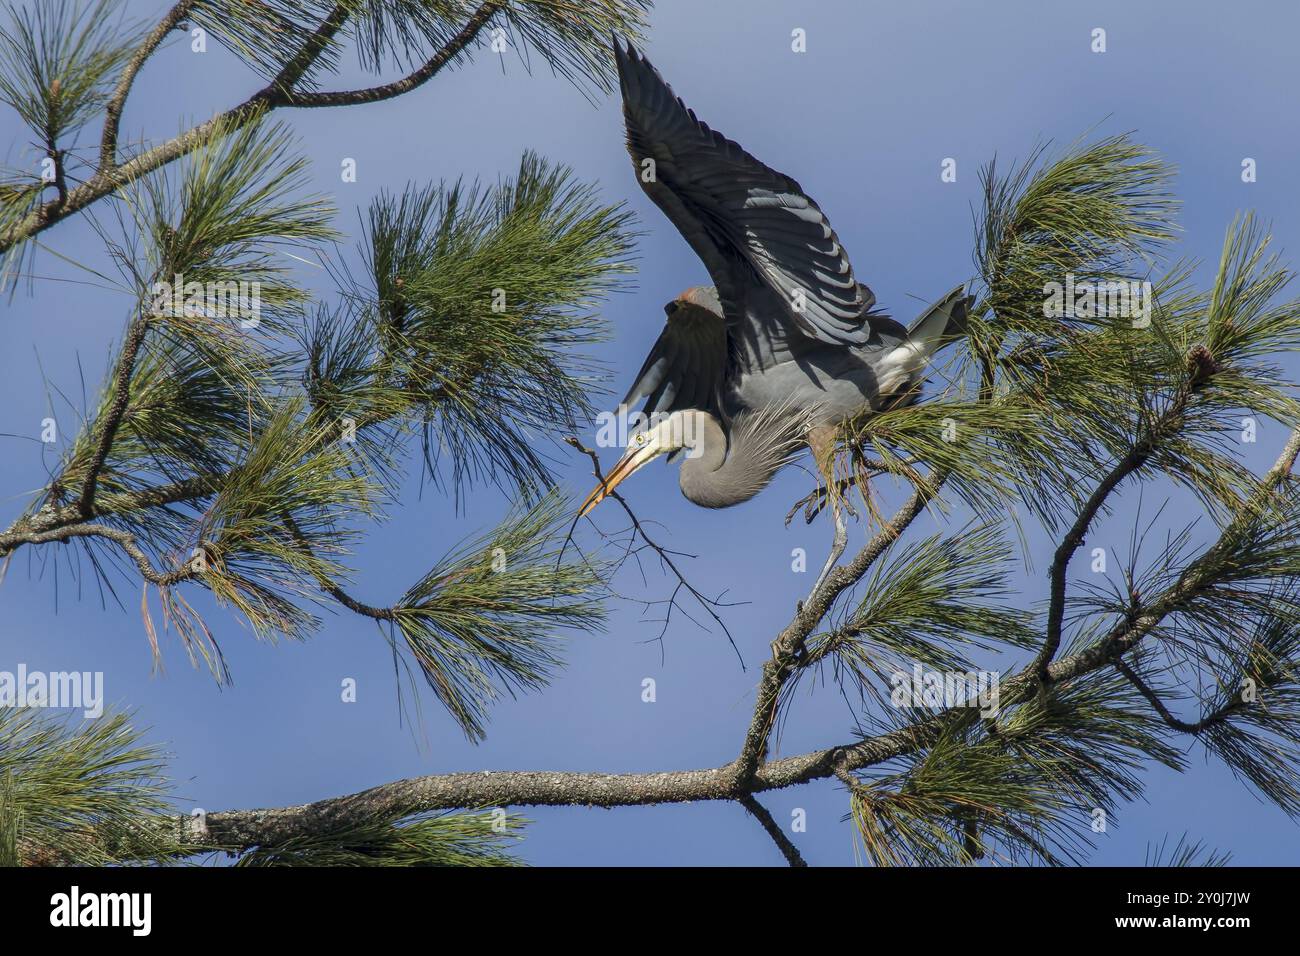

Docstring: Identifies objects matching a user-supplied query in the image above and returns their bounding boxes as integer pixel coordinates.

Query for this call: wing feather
[615,40,878,347]
[622,305,728,421]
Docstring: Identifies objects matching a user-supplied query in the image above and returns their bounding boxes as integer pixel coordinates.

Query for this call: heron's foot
[787,479,863,527]
[806,539,843,598]
[786,487,824,527]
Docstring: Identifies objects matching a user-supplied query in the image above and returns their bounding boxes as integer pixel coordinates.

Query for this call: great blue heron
[580,41,970,593]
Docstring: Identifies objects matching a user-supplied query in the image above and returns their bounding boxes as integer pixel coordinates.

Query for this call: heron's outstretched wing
[615,40,877,347]
[622,303,728,420]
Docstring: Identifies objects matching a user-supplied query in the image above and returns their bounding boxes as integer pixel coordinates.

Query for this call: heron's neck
[678,410,787,508]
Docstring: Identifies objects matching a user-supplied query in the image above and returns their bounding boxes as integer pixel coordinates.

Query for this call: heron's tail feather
[870,287,970,407]
[907,285,971,352]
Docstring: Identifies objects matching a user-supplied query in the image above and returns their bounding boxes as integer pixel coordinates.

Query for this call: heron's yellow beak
[577,436,665,517]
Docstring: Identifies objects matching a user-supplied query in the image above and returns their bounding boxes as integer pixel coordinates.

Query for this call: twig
[284,516,395,620]
[565,436,746,669]
[100,0,196,169]
[738,794,807,867]
[1113,658,1237,735]
[7,522,192,586]
[76,313,149,517]
[282,3,504,108]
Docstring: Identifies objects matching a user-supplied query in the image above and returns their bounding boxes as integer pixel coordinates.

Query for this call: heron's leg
[805,425,847,601]
[808,495,848,598]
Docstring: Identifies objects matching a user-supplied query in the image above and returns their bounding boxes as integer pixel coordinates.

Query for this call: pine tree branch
[38,419,1300,864]
[1112,658,1239,735]
[0,474,222,557]
[115,606,1246,859]
[284,515,395,621]
[1,521,192,586]
[76,312,149,518]
[11,382,1293,866]
[266,0,355,96]
[734,478,940,789]
[99,0,196,170]
[1266,427,1300,484]
[1033,346,1216,681]
[738,794,807,867]
[1034,440,1151,680]
[0,0,502,254]
[282,2,503,108]
[43,136,66,207]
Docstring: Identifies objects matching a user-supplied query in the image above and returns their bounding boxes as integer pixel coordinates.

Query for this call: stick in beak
[577,432,665,517]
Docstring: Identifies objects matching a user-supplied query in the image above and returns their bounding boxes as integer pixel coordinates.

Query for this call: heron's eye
[634,433,646,446]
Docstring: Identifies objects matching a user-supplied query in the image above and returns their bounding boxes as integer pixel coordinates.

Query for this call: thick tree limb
[136,609,1222,857]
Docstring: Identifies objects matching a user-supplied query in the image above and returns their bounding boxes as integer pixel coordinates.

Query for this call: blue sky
[3,0,1300,865]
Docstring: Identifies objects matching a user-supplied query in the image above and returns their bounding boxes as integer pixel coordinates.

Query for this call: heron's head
[665,285,722,319]
[577,411,695,517]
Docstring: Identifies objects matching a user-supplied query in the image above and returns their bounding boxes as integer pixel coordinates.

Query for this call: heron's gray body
[729,308,915,427]
[643,284,967,438]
